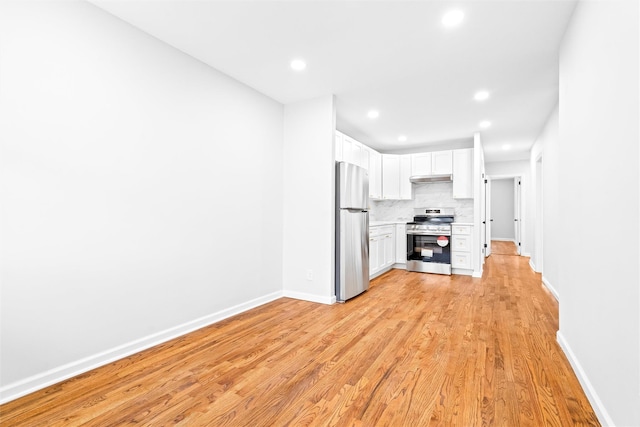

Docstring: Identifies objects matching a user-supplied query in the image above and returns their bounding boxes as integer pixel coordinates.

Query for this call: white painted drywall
[484,160,531,257]
[282,95,336,304]
[530,105,560,298]
[558,0,639,424]
[0,0,284,397]
[490,179,515,240]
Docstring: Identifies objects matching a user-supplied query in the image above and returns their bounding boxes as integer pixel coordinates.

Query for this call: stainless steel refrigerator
[335,162,369,302]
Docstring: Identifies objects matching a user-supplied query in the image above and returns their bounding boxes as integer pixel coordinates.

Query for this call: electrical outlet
[306,270,313,281]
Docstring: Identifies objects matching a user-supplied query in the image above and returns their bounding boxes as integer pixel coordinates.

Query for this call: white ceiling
[91,0,577,162]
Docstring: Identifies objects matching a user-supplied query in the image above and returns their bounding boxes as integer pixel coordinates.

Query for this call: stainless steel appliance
[406,207,455,275]
[335,162,369,302]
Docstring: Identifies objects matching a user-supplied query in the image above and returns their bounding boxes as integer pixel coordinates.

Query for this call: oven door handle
[406,231,451,236]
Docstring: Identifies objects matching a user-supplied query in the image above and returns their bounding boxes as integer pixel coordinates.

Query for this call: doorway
[484,175,522,257]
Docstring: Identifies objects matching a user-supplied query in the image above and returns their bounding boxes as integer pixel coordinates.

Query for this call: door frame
[485,174,523,256]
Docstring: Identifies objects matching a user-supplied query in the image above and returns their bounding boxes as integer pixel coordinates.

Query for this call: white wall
[557,0,639,425]
[530,105,560,296]
[490,179,514,240]
[282,95,335,304]
[0,1,284,401]
[484,160,531,257]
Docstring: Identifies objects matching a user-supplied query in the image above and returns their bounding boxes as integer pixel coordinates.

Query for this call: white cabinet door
[411,152,432,176]
[369,235,379,275]
[432,150,453,174]
[359,146,370,170]
[335,131,344,162]
[368,149,382,199]
[382,154,400,199]
[383,232,395,268]
[453,148,474,199]
[399,155,412,200]
[395,223,407,264]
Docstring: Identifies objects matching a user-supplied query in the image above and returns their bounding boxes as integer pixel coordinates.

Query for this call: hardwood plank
[0,253,600,426]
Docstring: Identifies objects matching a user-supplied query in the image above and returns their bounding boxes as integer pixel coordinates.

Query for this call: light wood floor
[0,254,599,426]
[491,240,518,256]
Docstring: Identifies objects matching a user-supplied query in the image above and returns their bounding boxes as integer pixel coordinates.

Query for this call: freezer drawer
[336,210,369,302]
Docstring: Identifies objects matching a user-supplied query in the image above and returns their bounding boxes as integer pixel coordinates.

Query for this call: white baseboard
[541,276,559,301]
[522,252,532,257]
[529,259,536,272]
[557,332,613,426]
[491,237,515,242]
[283,290,335,305]
[0,290,283,405]
[472,269,483,278]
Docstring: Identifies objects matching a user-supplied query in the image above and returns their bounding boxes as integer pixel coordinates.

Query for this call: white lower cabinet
[369,225,395,278]
[395,223,407,265]
[451,225,473,271]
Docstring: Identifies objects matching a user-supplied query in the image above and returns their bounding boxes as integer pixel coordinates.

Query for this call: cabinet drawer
[452,251,471,269]
[452,225,471,235]
[370,225,394,237]
[452,235,471,251]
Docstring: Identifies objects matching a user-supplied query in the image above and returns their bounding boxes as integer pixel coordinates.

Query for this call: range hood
[410,174,452,184]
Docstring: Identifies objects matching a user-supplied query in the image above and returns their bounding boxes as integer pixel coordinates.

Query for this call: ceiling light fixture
[442,9,464,27]
[290,59,306,71]
[474,90,490,101]
[502,144,511,150]
[479,120,492,129]
[398,135,407,142]
[367,110,380,119]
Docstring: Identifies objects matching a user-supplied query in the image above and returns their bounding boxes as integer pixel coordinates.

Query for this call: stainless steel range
[406,207,455,275]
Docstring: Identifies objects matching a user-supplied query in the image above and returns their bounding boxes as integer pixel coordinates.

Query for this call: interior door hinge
[518,242,521,246]
[484,243,488,248]
[484,179,488,184]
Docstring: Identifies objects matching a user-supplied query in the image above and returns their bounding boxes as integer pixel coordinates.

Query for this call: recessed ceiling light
[479,120,492,128]
[290,59,306,71]
[367,110,380,119]
[398,135,407,142]
[502,144,511,150]
[474,90,490,101]
[442,9,464,27]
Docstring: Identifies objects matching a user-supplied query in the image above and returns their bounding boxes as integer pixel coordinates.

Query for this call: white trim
[491,237,516,242]
[529,259,536,272]
[522,252,532,257]
[472,269,483,278]
[541,276,559,301]
[283,290,335,305]
[0,291,283,404]
[557,332,613,427]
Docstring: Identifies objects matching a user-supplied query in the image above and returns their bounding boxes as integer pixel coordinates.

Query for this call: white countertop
[370,220,409,226]
[452,222,473,226]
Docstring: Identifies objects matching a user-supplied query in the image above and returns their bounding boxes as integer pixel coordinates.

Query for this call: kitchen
[1,1,638,425]
[335,130,479,296]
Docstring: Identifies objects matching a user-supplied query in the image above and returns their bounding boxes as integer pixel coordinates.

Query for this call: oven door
[406,232,452,275]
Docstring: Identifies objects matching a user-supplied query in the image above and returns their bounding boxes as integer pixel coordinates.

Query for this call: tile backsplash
[370,182,474,222]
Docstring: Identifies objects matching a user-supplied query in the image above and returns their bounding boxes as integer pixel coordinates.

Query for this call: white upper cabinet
[411,150,452,176]
[337,131,369,170]
[368,148,382,199]
[453,148,474,199]
[335,131,344,162]
[432,150,453,175]
[411,152,432,176]
[382,154,412,200]
[342,135,362,167]
[382,154,400,199]
[399,155,412,199]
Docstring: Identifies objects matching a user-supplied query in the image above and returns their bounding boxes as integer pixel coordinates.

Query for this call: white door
[514,177,522,255]
[485,178,492,257]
